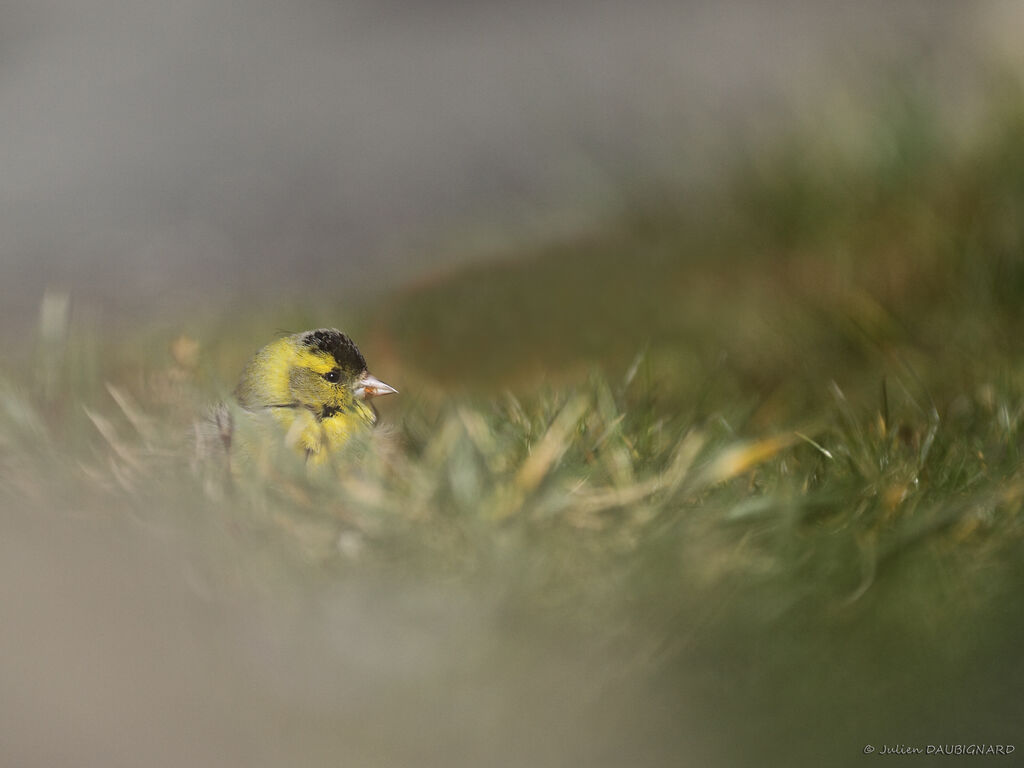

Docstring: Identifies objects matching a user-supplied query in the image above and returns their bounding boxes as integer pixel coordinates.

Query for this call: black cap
[301,328,367,373]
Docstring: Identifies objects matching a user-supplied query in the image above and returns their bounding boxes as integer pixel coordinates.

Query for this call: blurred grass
[5,85,1024,766]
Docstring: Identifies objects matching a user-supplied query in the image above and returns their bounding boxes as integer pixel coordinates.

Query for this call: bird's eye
[323,369,341,383]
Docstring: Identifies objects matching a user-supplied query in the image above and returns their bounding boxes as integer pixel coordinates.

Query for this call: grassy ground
[4,89,1024,766]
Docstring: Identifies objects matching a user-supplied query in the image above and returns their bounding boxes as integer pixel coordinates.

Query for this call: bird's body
[230,328,396,467]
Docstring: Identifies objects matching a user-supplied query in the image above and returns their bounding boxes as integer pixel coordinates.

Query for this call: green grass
[4,88,1024,767]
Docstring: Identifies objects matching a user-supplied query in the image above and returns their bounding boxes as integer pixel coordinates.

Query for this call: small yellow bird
[227,328,396,466]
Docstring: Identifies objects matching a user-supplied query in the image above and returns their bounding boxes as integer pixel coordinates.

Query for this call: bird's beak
[354,372,398,400]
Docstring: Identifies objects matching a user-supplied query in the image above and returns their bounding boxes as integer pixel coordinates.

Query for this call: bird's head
[235,328,396,458]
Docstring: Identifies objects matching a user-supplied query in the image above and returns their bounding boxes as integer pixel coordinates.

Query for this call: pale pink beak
[354,372,398,400]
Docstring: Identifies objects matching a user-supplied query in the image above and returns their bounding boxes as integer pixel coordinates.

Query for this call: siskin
[204,328,396,470]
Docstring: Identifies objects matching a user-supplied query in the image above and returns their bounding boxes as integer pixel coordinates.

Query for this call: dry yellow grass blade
[106,383,156,442]
[514,394,590,494]
[662,429,705,492]
[698,433,800,486]
[83,407,144,471]
[568,430,704,517]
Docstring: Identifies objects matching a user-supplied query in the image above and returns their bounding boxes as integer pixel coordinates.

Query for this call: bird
[219,328,397,468]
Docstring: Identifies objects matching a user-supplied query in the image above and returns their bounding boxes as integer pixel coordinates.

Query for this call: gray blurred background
[1,0,1016,332]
